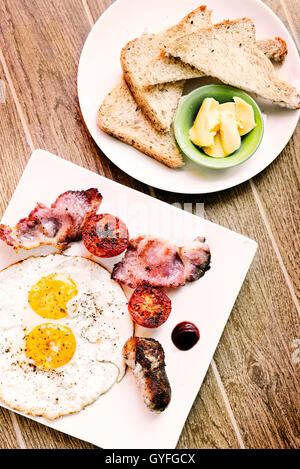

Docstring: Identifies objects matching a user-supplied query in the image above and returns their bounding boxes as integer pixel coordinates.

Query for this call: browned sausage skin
[123,337,171,413]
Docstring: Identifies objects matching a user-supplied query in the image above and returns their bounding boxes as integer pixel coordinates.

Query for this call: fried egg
[0,255,133,419]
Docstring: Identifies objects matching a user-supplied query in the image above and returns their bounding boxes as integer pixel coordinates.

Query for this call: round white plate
[78,0,300,194]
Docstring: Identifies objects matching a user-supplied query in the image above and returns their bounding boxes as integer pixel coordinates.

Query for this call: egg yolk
[28,274,78,319]
[25,323,76,369]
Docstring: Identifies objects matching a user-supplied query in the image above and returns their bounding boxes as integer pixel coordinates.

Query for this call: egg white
[0,254,133,419]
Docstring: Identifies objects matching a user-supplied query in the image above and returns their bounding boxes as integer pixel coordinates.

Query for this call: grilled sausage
[123,337,171,413]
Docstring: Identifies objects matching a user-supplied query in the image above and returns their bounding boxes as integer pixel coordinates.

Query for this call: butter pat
[219,102,235,114]
[190,96,256,158]
[234,97,256,136]
[203,133,226,158]
[189,98,220,147]
[219,110,241,155]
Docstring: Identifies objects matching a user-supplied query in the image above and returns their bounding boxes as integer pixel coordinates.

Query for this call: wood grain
[0,0,149,194]
[263,0,291,30]
[0,62,31,449]
[86,0,114,18]
[253,126,300,301]
[0,71,29,217]
[202,184,299,448]
[15,415,97,449]
[279,0,300,49]
[0,410,19,448]
[253,0,300,301]
[177,366,239,449]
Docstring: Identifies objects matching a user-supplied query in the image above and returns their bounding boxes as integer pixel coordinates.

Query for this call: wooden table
[0,0,299,449]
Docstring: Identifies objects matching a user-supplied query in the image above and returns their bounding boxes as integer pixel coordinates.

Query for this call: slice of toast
[147,20,288,86]
[97,79,183,169]
[146,37,288,86]
[120,6,212,132]
[163,18,300,109]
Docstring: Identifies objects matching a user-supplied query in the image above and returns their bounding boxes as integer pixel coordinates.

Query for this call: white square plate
[0,150,257,448]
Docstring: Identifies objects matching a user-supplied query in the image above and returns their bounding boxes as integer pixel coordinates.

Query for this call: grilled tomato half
[128,282,172,328]
[83,214,129,258]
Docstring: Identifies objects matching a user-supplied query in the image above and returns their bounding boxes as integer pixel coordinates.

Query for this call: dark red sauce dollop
[171,322,200,351]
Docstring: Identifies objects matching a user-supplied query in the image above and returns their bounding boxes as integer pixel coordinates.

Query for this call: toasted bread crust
[275,36,287,62]
[164,5,211,37]
[257,36,287,63]
[146,35,288,86]
[213,17,255,32]
[120,5,212,131]
[164,18,300,109]
[121,42,184,133]
[97,109,183,168]
[97,80,183,168]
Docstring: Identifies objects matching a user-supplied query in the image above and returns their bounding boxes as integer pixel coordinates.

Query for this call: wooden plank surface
[15,415,97,449]
[0,61,30,449]
[202,185,300,449]
[253,0,300,302]
[177,366,240,449]
[253,126,300,302]
[0,0,298,449]
[0,0,149,193]
[279,0,300,49]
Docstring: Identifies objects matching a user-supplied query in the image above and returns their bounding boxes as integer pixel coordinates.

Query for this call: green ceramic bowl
[174,84,264,169]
